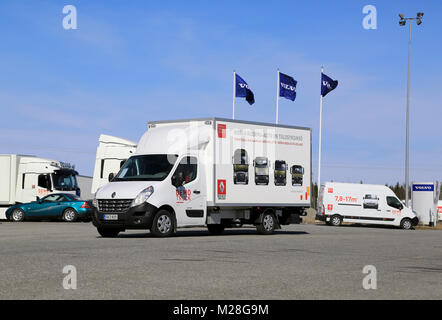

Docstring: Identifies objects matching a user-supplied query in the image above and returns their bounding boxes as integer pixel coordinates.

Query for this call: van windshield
[113,154,178,181]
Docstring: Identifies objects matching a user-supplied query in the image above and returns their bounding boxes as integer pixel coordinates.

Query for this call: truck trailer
[0,154,80,219]
[92,118,312,237]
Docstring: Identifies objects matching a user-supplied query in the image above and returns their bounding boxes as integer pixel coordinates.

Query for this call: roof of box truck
[147,117,311,131]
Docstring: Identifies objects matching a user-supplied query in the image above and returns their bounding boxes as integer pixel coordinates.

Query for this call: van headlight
[92,196,98,208]
[131,186,154,207]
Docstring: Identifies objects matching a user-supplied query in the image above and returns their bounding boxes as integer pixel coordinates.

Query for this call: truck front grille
[98,199,132,213]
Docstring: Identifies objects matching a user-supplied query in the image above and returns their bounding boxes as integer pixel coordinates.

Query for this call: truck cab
[274,160,287,186]
[232,148,249,184]
[16,157,80,202]
[290,165,304,186]
[91,134,137,194]
[92,152,207,237]
[253,157,269,185]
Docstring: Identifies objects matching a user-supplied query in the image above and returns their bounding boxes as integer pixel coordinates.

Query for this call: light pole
[399,12,423,206]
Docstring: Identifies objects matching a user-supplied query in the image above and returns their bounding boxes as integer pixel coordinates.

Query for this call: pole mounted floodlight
[398,12,424,207]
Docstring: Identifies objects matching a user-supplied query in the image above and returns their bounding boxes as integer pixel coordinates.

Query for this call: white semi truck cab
[0,155,80,219]
[91,134,137,194]
[92,118,312,237]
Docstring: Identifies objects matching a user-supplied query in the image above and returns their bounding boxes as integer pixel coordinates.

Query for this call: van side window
[173,156,197,185]
[387,196,402,210]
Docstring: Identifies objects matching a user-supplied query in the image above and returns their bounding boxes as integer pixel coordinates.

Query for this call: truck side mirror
[171,174,184,188]
[108,172,115,182]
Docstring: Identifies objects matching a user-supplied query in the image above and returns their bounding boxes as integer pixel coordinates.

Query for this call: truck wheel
[97,228,120,238]
[62,208,78,222]
[11,208,25,222]
[256,212,276,235]
[400,218,412,230]
[207,224,225,235]
[151,210,174,237]
[330,215,342,226]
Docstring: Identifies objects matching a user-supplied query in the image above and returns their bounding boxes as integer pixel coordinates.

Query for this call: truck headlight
[131,186,154,207]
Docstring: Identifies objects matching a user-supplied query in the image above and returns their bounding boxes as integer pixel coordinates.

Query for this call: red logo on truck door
[217,179,226,200]
[217,124,226,138]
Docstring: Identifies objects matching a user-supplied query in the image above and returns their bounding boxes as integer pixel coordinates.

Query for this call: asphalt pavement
[0,221,441,299]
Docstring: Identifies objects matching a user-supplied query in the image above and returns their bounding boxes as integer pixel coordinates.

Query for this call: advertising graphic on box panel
[215,120,311,205]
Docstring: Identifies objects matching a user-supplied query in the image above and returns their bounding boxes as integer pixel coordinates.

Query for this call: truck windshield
[52,170,79,191]
[114,154,178,181]
[292,167,303,174]
[275,162,286,171]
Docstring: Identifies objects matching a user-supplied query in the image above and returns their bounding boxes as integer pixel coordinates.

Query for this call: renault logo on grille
[111,192,116,198]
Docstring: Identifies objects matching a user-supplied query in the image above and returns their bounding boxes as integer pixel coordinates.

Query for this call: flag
[321,73,338,97]
[279,72,297,101]
[235,74,255,105]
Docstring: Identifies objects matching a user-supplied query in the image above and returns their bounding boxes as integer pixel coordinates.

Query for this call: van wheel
[330,215,342,226]
[62,208,78,222]
[151,210,174,237]
[97,228,120,238]
[400,218,413,230]
[11,208,25,222]
[207,224,225,235]
[256,212,276,235]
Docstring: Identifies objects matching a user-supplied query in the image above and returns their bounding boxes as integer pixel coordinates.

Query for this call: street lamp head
[399,20,406,26]
[416,19,422,25]
[417,12,424,18]
[399,13,404,19]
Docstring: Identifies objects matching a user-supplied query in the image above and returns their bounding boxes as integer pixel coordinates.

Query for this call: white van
[316,182,419,229]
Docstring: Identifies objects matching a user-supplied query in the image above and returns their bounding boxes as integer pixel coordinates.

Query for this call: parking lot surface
[0,221,441,299]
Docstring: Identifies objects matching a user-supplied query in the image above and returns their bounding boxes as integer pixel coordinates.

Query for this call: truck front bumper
[92,202,158,230]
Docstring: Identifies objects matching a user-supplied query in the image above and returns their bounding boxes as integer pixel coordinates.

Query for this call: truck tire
[256,212,276,235]
[11,208,25,222]
[330,215,342,226]
[97,228,120,238]
[62,208,78,222]
[400,218,413,230]
[207,224,225,235]
[151,210,175,237]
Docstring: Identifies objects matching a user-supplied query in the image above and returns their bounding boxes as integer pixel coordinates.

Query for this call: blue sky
[0,0,441,184]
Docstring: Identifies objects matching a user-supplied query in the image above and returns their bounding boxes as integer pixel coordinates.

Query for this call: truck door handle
[193,190,201,194]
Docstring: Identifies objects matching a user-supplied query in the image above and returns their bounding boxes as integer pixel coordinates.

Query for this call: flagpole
[276,69,280,124]
[232,70,236,120]
[317,66,324,205]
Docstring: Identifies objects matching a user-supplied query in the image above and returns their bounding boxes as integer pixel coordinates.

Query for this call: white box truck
[0,154,80,219]
[91,134,137,194]
[92,118,312,237]
[316,182,419,229]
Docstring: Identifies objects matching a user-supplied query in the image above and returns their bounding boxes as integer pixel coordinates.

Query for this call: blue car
[6,193,92,222]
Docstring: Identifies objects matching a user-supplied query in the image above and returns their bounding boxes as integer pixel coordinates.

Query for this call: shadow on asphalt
[314,222,405,230]
[102,229,309,239]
